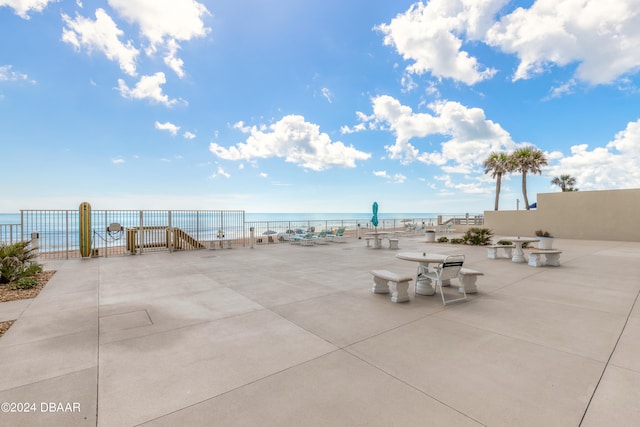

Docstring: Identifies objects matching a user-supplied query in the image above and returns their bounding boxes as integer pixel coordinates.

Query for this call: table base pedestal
[416,279,435,296]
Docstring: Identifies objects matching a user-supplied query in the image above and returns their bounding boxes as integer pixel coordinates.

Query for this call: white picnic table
[396,252,449,295]
[505,237,539,262]
[365,231,391,249]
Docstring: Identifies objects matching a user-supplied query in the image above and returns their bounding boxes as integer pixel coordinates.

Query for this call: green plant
[497,240,513,245]
[534,230,553,237]
[12,276,38,290]
[0,241,41,284]
[0,256,22,283]
[483,151,516,211]
[437,236,449,243]
[450,238,465,244]
[551,174,578,192]
[511,146,548,211]
[462,227,494,245]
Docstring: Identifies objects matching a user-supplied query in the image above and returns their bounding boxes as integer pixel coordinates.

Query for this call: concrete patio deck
[0,235,639,426]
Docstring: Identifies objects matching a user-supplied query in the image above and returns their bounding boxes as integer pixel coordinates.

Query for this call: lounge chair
[291,233,316,246]
[314,231,330,244]
[436,223,455,234]
[328,228,346,242]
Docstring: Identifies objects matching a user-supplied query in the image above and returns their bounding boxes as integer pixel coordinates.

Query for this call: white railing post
[168,210,173,252]
[31,231,40,260]
[65,211,69,260]
[139,211,144,255]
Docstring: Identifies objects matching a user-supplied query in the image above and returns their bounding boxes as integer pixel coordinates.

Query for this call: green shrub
[0,241,41,284]
[497,240,513,245]
[462,227,494,246]
[437,236,449,243]
[0,256,22,283]
[13,277,38,290]
[450,238,465,244]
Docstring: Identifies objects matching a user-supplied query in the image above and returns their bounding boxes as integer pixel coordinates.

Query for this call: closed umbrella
[371,202,379,231]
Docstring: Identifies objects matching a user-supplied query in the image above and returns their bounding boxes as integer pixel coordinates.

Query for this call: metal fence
[245,217,441,244]
[5,210,245,259]
[0,224,22,245]
[1,211,482,259]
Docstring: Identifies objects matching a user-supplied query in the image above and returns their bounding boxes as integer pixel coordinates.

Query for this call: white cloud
[163,38,185,78]
[377,0,502,85]
[380,0,640,87]
[400,73,418,93]
[62,8,140,76]
[340,123,366,134]
[259,172,268,178]
[111,157,125,164]
[109,0,210,45]
[545,79,577,100]
[0,65,33,83]
[356,95,517,171]
[435,174,490,194]
[210,166,230,179]
[154,120,180,135]
[209,115,371,171]
[373,170,407,184]
[108,0,211,77]
[1,0,57,19]
[321,87,333,103]
[340,112,374,134]
[183,131,196,139]
[117,72,180,106]
[549,118,640,190]
[486,0,640,85]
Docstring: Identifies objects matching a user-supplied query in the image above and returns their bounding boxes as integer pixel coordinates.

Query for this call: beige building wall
[484,189,640,242]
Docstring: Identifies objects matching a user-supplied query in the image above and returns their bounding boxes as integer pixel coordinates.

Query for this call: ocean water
[0,213,21,224]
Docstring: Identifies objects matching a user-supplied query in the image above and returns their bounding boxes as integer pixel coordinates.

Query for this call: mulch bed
[0,320,15,336]
[0,270,55,338]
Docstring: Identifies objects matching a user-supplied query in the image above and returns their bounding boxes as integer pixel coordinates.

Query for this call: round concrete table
[505,237,539,263]
[365,231,391,249]
[396,252,448,295]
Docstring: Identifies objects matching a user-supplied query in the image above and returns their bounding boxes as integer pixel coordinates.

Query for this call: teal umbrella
[371,201,379,230]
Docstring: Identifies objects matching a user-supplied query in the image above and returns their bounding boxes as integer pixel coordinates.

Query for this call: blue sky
[2,0,639,214]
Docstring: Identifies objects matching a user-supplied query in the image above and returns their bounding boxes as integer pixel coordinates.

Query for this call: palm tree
[483,151,513,211]
[511,146,548,210]
[551,174,578,192]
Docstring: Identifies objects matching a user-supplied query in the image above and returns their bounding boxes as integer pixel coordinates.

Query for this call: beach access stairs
[126,226,206,254]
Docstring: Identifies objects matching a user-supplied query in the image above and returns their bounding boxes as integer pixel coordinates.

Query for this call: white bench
[209,239,232,249]
[458,268,483,293]
[370,270,412,303]
[528,250,562,267]
[365,237,375,247]
[388,238,399,249]
[487,244,515,259]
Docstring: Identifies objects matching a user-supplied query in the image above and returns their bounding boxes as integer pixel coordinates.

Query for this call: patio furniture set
[288,228,347,246]
[364,231,400,249]
[369,234,564,306]
[488,237,563,267]
[371,252,483,306]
